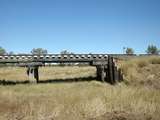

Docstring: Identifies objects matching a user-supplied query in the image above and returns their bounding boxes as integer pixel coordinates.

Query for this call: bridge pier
[27,66,39,83]
[96,56,123,84]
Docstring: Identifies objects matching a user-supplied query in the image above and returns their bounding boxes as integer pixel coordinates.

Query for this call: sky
[0,0,160,54]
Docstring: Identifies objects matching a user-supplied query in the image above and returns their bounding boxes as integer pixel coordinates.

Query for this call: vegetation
[0,57,160,120]
[0,46,6,55]
[0,82,159,120]
[0,45,160,119]
[60,50,74,54]
[31,48,48,55]
[125,47,134,55]
[120,56,160,88]
[0,66,95,81]
[0,45,160,55]
[8,51,14,55]
[146,44,159,55]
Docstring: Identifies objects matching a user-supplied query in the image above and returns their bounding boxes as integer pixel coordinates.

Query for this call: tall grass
[0,82,160,120]
[120,56,160,88]
[0,57,160,120]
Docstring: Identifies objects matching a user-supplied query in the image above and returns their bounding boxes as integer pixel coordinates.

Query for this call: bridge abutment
[96,56,123,84]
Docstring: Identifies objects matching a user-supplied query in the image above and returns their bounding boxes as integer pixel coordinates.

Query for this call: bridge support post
[113,66,119,82]
[34,67,39,83]
[96,56,123,84]
[96,65,106,82]
[107,56,115,84]
[107,56,123,84]
[27,66,39,83]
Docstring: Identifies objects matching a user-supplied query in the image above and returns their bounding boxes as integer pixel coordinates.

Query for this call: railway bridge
[0,54,123,84]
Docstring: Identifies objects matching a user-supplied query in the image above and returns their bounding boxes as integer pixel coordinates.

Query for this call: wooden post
[101,66,105,82]
[27,67,35,83]
[104,65,108,82]
[96,66,101,81]
[96,65,105,82]
[108,56,115,84]
[113,65,118,82]
[34,66,39,83]
[27,66,39,83]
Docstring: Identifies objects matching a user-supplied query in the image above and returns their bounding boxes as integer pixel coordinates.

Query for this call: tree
[125,47,134,55]
[8,51,14,55]
[31,48,48,55]
[60,50,74,54]
[146,45,159,55]
[0,46,6,55]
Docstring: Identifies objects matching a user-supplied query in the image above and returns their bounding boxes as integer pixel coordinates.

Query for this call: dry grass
[0,83,159,120]
[0,57,160,120]
[0,66,96,81]
[120,56,160,89]
[39,66,96,80]
[0,67,28,81]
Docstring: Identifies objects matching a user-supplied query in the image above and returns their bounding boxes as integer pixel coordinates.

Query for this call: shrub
[136,59,148,68]
[148,57,160,64]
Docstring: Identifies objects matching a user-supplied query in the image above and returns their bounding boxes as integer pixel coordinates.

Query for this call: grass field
[0,57,160,120]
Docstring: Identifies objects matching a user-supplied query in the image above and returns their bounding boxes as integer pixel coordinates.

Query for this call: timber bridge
[0,54,124,84]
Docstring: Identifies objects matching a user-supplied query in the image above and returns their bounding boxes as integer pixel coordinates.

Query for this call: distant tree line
[146,45,160,54]
[124,44,160,55]
[0,44,159,55]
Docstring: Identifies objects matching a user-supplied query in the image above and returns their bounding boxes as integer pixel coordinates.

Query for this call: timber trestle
[0,54,123,84]
[95,56,123,84]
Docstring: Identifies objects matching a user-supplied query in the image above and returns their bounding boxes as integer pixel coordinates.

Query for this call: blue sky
[0,0,160,54]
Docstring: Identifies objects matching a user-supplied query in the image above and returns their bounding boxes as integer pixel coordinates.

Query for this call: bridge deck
[0,54,109,63]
